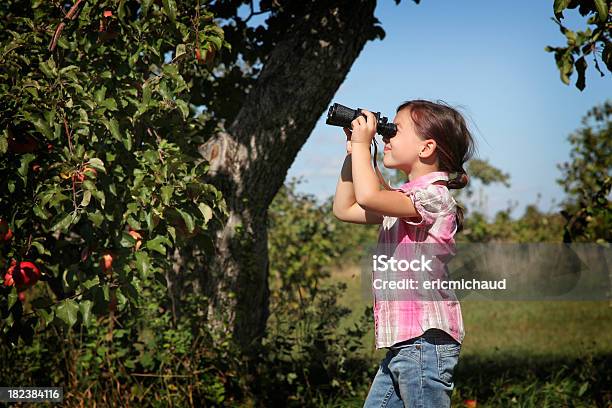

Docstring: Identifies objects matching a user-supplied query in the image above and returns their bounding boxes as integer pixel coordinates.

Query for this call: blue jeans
[363,329,461,408]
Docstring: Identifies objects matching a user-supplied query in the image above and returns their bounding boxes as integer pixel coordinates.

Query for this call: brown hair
[375,99,476,233]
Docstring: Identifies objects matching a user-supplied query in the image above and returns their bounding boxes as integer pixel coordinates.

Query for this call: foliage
[546,0,611,90]
[0,267,249,406]
[557,101,611,243]
[463,159,511,198]
[255,176,375,406]
[268,177,379,287]
[459,205,566,243]
[0,0,228,345]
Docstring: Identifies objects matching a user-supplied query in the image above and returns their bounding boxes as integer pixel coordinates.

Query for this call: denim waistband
[389,328,457,349]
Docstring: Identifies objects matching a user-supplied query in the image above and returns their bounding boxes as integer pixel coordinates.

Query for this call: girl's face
[382,108,433,172]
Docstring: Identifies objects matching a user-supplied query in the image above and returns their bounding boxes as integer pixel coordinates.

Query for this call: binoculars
[325,103,397,138]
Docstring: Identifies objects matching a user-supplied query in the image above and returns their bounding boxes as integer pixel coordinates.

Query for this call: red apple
[128,229,143,251]
[101,252,114,274]
[4,260,41,290]
[74,167,98,183]
[0,219,13,242]
[3,259,17,286]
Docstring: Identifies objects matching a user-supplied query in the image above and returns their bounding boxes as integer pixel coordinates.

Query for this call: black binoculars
[325,103,397,138]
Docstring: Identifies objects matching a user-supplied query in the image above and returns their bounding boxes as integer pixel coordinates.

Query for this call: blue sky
[278,1,610,220]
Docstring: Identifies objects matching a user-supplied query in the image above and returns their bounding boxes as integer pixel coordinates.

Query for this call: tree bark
[198,0,381,354]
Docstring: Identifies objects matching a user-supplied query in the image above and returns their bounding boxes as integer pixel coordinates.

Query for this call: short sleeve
[400,184,455,227]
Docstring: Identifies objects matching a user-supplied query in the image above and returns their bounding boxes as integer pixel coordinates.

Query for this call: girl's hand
[343,127,352,154]
[350,109,377,145]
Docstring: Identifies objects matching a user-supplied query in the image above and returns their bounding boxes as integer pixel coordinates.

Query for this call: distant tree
[557,101,611,242]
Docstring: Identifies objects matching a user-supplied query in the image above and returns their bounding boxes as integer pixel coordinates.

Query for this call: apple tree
[0,0,228,345]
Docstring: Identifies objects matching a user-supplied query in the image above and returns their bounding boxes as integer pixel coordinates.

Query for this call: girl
[332,99,475,408]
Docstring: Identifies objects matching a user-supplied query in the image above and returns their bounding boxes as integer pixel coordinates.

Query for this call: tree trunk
[198,0,381,354]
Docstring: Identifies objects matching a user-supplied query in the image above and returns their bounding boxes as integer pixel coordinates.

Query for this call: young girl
[332,99,475,408]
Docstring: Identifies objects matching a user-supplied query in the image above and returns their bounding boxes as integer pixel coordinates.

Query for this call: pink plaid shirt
[373,171,465,348]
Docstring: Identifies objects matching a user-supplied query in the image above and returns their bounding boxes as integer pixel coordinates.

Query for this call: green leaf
[123,130,133,151]
[560,53,573,85]
[175,43,186,59]
[24,112,53,139]
[129,50,140,67]
[575,56,587,91]
[33,205,50,220]
[39,58,57,78]
[143,150,158,164]
[135,251,151,278]
[604,42,612,71]
[86,158,106,173]
[79,300,93,327]
[37,308,55,327]
[120,283,139,303]
[94,86,107,104]
[56,299,79,328]
[101,97,118,111]
[87,210,104,227]
[578,381,589,397]
[49,191,71,207]
[92,189,106,209]
[167,225,176,242]
[142,82,151,106]
[553,0,571,15]
[24,85,39,99]
[593,0,608,22]
[52,212,77,232]
[120,231,136,247]
[0,129,8,154]
[177,208,194,232]
[7,292,18,310]
[163,0,177,24]
[145,211,155,232]
[102,117,122,141]
[145,235,172,255]
[82,276,100,290]
[175,100,189,119]
[158,80,172,100]
[207,35,223,52]
[81,190,92,208]
[161,185,174,205]
[198,203,213,224]
[118,0,127,23]
[30,241,49,256]
[18,153,35,182]
[59,65,79,75]
[141,0,153,18]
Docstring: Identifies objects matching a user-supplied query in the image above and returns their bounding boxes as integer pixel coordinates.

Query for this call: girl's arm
[350,111,422,220]
[333,135,384,225]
